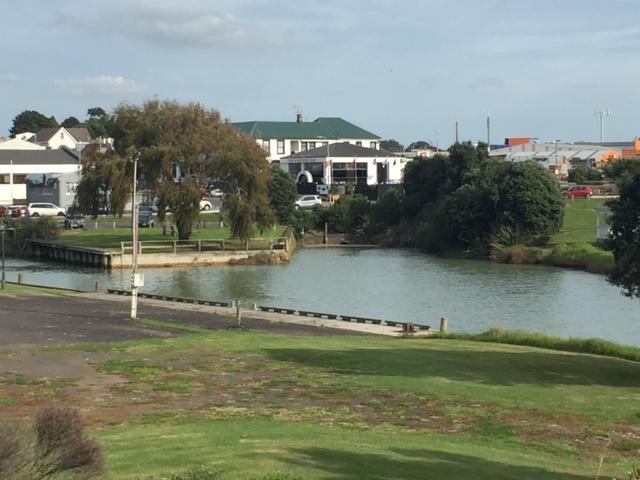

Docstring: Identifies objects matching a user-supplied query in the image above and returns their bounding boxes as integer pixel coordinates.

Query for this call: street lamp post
[554,140,561,179]
[130,156,141,319]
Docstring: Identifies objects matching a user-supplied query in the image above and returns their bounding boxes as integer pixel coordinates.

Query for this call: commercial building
[279,142,406,187]
[0,148,80,205]
[233,115,381,163]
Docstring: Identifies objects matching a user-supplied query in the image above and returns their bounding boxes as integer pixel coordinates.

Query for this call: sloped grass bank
[2,319,639,478]
[430,327,640,362]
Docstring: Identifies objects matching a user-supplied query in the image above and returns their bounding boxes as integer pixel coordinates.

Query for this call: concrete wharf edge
[77,291,431,337]
[106,288,431,334]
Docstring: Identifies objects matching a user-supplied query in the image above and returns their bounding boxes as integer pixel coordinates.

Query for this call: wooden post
[94,281,100,293]
[94,221,98,230]
[112,220,116,230]
[173,241,177,254]
[17,273,23,284]
[440,316,448,333]
[324,222,328,246]
[235,301,241,326]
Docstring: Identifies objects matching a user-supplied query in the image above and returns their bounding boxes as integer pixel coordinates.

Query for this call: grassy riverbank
[494,199,614,273]
[57,223,287,249]
[1,305,638,479]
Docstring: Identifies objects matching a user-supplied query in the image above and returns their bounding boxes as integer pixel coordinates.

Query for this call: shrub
[0,406,104,480]
[567,166,602,184]
[7,217,60,251]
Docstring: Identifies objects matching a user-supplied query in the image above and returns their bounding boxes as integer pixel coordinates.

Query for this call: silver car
[294,195,322,209]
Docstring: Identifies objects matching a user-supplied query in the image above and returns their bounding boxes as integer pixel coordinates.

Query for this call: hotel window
[356,141,362,146]
[277,139,285,155]
[308,142,316,150]
[301,142,308,151]
[262,140,270,152]
[370,142,377,149]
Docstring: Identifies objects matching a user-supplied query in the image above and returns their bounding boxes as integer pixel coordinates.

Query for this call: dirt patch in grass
[2,341,639,461]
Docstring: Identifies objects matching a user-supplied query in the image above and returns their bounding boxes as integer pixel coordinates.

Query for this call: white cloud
[0,73,20,82]
[55,75,140,96]
[60,0,247,48]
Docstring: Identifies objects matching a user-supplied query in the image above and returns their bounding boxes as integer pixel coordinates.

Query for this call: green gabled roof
[232,117,380,140]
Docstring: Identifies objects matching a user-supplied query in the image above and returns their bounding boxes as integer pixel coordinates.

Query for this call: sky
[0,0,639,147]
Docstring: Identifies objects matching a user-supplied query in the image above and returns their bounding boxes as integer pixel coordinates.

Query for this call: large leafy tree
[10,110,57,136]
[608,173,640,298]
[268,167,297,223]
[85,107,111,138]
[77,99,273,240]
[61,116,81,128]
[405,140,434,151]
[380,139,404,152]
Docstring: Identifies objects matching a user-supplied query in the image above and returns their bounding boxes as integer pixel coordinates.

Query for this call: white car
[28,202,66,217]
[295,195,323,209]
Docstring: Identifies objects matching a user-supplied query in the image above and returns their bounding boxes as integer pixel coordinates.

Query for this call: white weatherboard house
[232,116,381,163]
[280,142,406,186]
[0,148,80,205]
[32,127,93,150]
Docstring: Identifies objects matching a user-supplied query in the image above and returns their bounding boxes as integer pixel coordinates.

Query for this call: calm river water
[4,248,640,345]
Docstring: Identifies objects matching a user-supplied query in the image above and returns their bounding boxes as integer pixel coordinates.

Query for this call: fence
[119,237,288,255]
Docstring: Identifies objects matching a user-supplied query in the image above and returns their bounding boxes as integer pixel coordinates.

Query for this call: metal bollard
[235,301,242,326]
[17,273,23,285]
[440,316,448,333]
[94,281,100,293]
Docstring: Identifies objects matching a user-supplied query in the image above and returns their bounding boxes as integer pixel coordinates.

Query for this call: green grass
[98,417,603,479]
[57,224,287,249]
[495,199,615,273]
[0,283,67,296]
[4,324,640,478]
[430,327,640,362]
[551,198,608,245]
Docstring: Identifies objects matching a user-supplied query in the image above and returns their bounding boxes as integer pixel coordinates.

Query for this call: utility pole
[130,156,140,320]
[455,121,459,144]
[486,114,491,152]
[594,109,612,144]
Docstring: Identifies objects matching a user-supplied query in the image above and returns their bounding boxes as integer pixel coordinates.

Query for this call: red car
[0,205,7,217]
[563,186,593,200]
[9,205,29,218]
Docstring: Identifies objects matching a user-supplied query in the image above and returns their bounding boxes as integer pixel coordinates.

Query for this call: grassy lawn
[497,199,615,273]
[0,283,67,296]
[4,325,638,479]
[57,223,287,249]
[550,198,608,245]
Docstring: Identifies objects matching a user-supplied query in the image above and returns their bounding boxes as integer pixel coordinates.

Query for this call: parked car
[28,202,66,217]
[9,205,28,218]
[294,195,323,209]
[200,199,213,211]
[64,213,85,230]
[0,205,7,217]
[563,186,593,200]
[138,208,155,228]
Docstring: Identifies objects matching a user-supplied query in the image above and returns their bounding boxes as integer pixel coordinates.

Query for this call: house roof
[0,138,46,150]
[34,127,92,144]
[34,127,63,143]
[232,117,380,140]
[66,127,92,143]
[283,142,398,159]
[0,148,79,165]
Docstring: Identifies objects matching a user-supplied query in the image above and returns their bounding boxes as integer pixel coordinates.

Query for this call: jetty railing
[120,237,288,255]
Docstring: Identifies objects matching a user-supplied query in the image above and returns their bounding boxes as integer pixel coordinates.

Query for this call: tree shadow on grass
[263,347,640,387]
[282,447,591,480]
